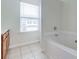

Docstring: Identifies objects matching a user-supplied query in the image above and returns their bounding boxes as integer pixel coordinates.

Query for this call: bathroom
[1,0,77,59]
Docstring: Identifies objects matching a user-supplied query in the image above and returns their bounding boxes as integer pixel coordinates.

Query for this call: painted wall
[2,0,76,48]
[42,0,77,35]
[42,0,62,35]
[61,0,77,33]
[1,0,19,33]
[1,0,41,48]
[1,0,20,47]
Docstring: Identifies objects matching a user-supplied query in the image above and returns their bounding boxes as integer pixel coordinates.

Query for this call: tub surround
[42,31,77,59]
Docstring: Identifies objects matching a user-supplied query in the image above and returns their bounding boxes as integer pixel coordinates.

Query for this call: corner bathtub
[42,32,77,59]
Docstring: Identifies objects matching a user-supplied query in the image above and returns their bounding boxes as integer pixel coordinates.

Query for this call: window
[20,2,40,32]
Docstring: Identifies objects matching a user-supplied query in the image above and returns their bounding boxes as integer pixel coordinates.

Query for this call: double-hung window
[20,2,40,32]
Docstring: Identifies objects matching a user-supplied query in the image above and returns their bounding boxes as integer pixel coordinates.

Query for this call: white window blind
[20,2,40,32]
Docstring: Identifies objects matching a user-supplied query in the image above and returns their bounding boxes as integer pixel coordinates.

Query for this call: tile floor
[7,42,48,59]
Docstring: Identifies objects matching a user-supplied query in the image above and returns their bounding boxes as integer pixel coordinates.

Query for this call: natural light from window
[20,2,40,32]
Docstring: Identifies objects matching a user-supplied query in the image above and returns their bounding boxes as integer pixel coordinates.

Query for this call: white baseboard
[9,40,40,49]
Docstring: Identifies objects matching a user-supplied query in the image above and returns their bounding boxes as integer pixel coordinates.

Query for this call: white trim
[43,31,77,36]
[9,40,40,49]
[60,31,77,36]
[43,32,60,36]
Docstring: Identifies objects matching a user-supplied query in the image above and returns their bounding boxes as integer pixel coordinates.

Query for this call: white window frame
[20,2,40,32]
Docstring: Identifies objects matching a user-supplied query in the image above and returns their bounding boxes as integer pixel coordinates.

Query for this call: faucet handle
[75,40,77,43]
[54,26,57,31]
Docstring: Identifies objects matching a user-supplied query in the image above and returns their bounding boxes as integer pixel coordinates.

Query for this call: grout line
[28,45,36,59]
[19,47,23,59]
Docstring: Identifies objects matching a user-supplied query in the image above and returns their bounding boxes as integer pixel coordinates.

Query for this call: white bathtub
[42,32,77,59]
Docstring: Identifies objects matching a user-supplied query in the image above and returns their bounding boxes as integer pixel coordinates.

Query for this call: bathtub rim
[46,38,77,57]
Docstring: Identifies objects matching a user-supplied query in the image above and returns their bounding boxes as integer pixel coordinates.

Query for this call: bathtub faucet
[75,40,77,43]
[54,26,57,31]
